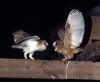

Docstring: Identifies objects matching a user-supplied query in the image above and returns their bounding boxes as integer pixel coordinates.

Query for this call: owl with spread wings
[53,9,85,61]
[11,30,48,60]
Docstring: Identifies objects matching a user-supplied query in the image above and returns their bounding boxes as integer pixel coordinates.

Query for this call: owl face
[53,41,58,48]
[53,40,63,51]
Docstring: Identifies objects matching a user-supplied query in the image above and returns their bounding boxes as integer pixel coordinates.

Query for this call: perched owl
[11,30,49,60]
[53,9,85,61]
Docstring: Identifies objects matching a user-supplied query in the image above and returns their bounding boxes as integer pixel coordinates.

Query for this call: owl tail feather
[11,45,23,49]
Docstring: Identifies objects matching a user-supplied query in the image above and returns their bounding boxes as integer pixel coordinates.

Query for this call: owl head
[53,40,63,51]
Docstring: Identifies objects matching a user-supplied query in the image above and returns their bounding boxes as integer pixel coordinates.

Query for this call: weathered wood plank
[0,58,100,80]
[67,61,100,80]
[0,58,66,79]
[88,16,100,44]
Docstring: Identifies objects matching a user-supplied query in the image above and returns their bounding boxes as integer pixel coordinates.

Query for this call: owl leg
[62,55,68,60]
[62,56,69,64]
[24,52,28,59]
[62,58,66,61]
[62,58,69,64]
[29,53,35,60]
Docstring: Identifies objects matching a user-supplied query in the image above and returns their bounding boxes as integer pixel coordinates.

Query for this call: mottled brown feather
[54,40,81,60]
[56,22,80,60]
[36,40,43,47]
[12,30,30,43]
[55,40,63,51]
[63,23,72,49]
[36,40,48,47]
[58,28,65,41]
[53,9,84,61]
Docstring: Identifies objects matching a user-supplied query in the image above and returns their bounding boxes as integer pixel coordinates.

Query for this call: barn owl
[11,30,49,60]
[53,9,85,61]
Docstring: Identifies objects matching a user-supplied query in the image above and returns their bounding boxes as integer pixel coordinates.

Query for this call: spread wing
[12,30,40,44]
[63,9,85,49]
[58,28,65,41]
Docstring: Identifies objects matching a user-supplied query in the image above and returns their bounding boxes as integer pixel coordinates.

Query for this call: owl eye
[56,42,58,46]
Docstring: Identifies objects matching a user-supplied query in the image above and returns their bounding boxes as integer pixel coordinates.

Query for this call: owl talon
[24,53,28,59]
[80,47,85,51]
[29,56,35,60]
[29,57,35,60]
[62,58,68,64]
[29,56,34,60]
[62,58,66,61]
[31,58,35,60]
[64,60,68,64]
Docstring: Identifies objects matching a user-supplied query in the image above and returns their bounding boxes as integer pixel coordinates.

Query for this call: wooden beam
[0,58,100,80]
[67,61,100,80]
[88,16,100,44]
[76,41,100,61]
[0,58,66,79]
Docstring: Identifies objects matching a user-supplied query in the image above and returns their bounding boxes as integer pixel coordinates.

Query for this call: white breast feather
[21,39,47,53]
[66,9,85,47]
[20,39,38,53]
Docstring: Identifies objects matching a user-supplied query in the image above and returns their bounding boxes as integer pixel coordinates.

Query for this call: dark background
[0,0,100,59]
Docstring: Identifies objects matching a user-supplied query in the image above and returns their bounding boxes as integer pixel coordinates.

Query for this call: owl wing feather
[12,30,30,36]
[12,30,40,44]
[58,28,65,41]
[63,9,85,49]
[15,35,40,44]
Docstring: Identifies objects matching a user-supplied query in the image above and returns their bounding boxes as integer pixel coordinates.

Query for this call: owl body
[53,40,81,60]
[11,30,48,59]
[59,48,81,60]
[53,41,74,60]
[53,9,85,61]
[58,48,75,60]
